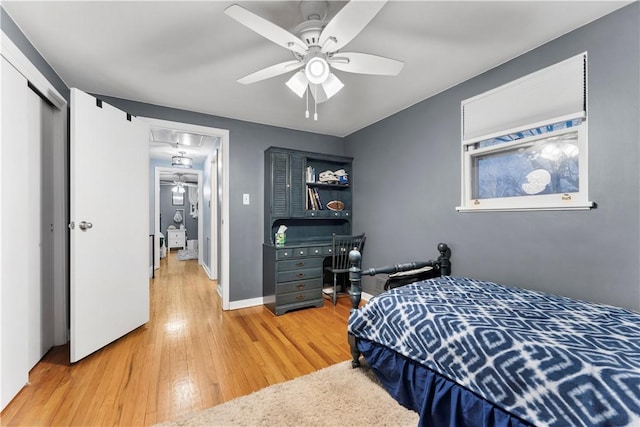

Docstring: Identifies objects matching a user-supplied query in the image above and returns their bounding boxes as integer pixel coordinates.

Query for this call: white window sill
[456,201,595,213]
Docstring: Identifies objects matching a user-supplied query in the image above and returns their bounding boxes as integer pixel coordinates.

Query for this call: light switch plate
[243,193,250,205]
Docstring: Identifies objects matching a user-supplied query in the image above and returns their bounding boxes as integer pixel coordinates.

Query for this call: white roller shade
[462,53,586,141]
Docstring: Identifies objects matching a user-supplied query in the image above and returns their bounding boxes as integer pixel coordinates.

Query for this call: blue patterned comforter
[348,276,640,426]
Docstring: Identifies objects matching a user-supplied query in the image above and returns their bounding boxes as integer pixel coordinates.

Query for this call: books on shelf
[313,187,324,210]
[307,186,324,210]
[307,187,314,210]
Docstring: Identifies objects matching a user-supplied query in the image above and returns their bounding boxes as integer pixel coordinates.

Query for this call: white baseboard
[202,264,214,280]
[225,292,373,311]
[148,266,154,278]
[229,297,264,310]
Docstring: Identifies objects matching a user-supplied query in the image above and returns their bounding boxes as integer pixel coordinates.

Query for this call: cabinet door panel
[270,152,289,217]
[289,154,305,217]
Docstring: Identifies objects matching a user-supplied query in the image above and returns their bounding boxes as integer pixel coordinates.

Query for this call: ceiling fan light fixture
[286,71,309,98]
[321,73,344,99]
[305,56,330,85]
[226,2,404,119]
[172,151,193,168]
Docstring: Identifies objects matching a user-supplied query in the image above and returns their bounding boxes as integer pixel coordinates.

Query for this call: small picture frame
[172,192,184,206]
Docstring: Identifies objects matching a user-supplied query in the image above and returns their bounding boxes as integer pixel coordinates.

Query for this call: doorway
[155,166,203,269]
[144,118,230,310]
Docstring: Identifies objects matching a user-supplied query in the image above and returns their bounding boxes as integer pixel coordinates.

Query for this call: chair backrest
[331,233,366,270]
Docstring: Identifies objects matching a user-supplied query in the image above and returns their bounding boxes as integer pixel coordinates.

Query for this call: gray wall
[345,3,640,311]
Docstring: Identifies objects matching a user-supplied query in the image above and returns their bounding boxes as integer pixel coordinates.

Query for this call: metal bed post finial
[437,242,451,276]
[348,248,363,368]
[348,248,362,311]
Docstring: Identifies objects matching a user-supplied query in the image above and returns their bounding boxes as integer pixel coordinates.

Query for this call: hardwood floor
[1,251,354,426]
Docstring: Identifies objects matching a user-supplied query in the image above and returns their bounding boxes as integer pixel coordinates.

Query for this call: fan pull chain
[305,87,310,119]
[313,85,318,121]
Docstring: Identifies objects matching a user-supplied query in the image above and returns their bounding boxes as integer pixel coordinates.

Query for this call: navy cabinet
[263,147,353,315]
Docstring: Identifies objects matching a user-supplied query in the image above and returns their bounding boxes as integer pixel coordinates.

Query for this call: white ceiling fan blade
[321,73,344,99]
[319,0,387,53]
[329,52,404,76]
[286,71,309,98]
[238,60,303,85]
[224,4,308,55]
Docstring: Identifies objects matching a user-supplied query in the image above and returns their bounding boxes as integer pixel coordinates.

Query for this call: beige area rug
[156,360,419,427]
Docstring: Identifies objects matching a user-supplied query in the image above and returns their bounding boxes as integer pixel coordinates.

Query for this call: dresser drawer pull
[296,284,306,290]
[296,273,305,278]
[296,295,305,301]
[296,262,305,267]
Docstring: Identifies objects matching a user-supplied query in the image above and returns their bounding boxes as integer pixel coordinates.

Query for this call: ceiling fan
[224,0,403,118]
[160,173,198,192]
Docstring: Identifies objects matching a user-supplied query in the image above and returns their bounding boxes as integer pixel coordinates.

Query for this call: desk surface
[264,240,332,249]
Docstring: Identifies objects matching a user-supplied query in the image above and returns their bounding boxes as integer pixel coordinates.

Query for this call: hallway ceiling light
[172,151,193,168]
[151,128,205,147]
[172,183,186,193]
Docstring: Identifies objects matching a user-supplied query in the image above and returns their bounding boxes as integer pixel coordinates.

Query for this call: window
[458,53,593,212]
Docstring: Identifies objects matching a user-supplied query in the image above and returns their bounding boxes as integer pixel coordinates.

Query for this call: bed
[346,244,640,427]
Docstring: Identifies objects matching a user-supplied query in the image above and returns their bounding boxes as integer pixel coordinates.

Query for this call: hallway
[1,253,353,426]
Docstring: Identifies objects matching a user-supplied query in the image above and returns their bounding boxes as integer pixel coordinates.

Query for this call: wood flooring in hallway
[1,251,354,426]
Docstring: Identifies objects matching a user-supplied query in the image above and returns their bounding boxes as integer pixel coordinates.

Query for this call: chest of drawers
[263,243,333,315]
[167,229,186,250]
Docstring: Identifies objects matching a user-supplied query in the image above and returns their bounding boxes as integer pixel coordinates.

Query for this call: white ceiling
[3,1,630,138]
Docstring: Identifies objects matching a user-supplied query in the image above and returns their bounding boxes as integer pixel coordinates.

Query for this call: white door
[1,56,30,410]
[70,88,149,363]
[27,86,56,369]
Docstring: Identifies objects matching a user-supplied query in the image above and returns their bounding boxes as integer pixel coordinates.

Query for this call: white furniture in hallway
[167,229,186,251]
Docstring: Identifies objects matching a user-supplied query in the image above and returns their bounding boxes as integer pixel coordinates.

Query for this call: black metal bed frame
[346,243,451,368]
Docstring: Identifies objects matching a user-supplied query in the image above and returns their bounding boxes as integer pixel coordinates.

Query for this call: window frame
[458,52,594,213]
[457,115,593,212]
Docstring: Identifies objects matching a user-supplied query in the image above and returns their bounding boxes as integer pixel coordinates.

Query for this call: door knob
[79,221,93,231]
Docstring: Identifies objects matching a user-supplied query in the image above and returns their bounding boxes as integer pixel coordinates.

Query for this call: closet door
[0,56,30,410]
[70,88,149,363]
[27,83,56,369]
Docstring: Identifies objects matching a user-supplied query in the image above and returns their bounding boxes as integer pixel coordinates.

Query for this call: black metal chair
[323,233,366,305]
